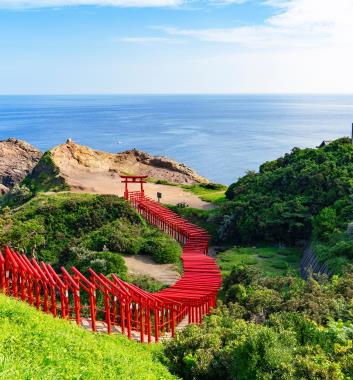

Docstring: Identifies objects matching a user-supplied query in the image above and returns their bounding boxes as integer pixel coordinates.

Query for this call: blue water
[0,95,352,184]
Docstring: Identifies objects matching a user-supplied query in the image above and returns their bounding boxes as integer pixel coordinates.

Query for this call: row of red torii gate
[0,176,222,343]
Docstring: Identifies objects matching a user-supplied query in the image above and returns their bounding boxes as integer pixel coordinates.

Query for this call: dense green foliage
[165,265,353,379]
[0,193,181,272]
[212,138,353,271]
[221,138,353,245]
[0,294,175,380]
[312,196,353,271]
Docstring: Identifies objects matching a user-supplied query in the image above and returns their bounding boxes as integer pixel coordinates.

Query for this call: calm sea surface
[0,95,352,184]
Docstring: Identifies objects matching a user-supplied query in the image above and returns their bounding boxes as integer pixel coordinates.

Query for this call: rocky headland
[0,138,42,194]
[0,138,211,208]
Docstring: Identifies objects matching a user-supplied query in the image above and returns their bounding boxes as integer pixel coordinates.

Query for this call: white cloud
[0,0,183,8]
[0,0,249,8]
[145,0,353,93]
[117,36,184,44]
[159,0,353,49]
[208,0,247,4]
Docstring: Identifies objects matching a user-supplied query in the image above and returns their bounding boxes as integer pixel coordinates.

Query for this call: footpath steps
[0,191,222,343]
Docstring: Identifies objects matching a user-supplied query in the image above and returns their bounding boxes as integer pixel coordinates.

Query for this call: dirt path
[123,255,181,285]
[65,171,213,209]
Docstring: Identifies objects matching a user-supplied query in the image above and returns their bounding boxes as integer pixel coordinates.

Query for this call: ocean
[0,94,352,184]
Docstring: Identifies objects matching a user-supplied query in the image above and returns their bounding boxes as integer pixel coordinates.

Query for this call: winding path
[0,190,221,343]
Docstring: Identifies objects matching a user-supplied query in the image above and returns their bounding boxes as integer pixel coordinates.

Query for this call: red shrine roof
[120,175,148,179]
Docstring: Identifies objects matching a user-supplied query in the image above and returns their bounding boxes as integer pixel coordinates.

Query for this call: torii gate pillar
[120,175,148,200]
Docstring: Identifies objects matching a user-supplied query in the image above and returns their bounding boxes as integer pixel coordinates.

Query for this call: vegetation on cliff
[22,151,69,193]
[210,138,353,271]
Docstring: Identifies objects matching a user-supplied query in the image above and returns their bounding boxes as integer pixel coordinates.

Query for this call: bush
[164,302,352,380]
[142,234,181,264]
[128,274,167,292]
[65,246,127,278]
[80,219,146,255]
[164,309,297,380]
[199,183,227,191]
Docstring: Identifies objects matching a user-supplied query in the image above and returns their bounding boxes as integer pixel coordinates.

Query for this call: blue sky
[0,0,352,94]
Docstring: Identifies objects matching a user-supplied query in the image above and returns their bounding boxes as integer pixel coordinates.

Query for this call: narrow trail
[0,183,221,343]
[124,255,180,286]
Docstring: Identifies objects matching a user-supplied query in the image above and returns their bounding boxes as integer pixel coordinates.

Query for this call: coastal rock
[50,141,208,186]
[0,138,42,189]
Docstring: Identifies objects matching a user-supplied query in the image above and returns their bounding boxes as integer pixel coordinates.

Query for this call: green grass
[0,294,175,380]
[216,246,302,277]
[182,184,227,204]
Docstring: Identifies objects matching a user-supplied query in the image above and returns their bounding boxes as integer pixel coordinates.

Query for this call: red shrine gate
[0,175,221,343]
[120,175,148,200]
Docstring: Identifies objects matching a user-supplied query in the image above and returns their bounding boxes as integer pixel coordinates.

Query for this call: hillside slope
[0,294,175,380]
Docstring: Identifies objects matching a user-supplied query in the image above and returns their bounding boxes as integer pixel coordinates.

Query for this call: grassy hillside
[0,294,175,380]
[0,193,181,275]
[182,183,227,204]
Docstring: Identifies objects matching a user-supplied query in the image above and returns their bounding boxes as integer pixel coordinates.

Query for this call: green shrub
[128,274,167,292]
[142,234,181,264]
[199,183,227,191]
[65,246,127,278]
[80,219,146,255]
[165,310,297,380]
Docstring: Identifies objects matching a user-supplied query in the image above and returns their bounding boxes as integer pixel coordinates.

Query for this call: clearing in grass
[217,246,302,277]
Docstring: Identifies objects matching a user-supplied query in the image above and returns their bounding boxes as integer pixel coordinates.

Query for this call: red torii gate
[120,175,148,200]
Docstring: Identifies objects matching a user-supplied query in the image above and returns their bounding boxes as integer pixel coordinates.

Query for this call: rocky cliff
[49,140,208,186]
[0,138,42,194]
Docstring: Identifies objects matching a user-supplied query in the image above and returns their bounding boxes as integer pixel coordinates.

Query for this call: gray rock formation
[0,138,42,189]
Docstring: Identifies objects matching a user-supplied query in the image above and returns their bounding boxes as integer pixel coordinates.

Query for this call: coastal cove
[1,94,353,184]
